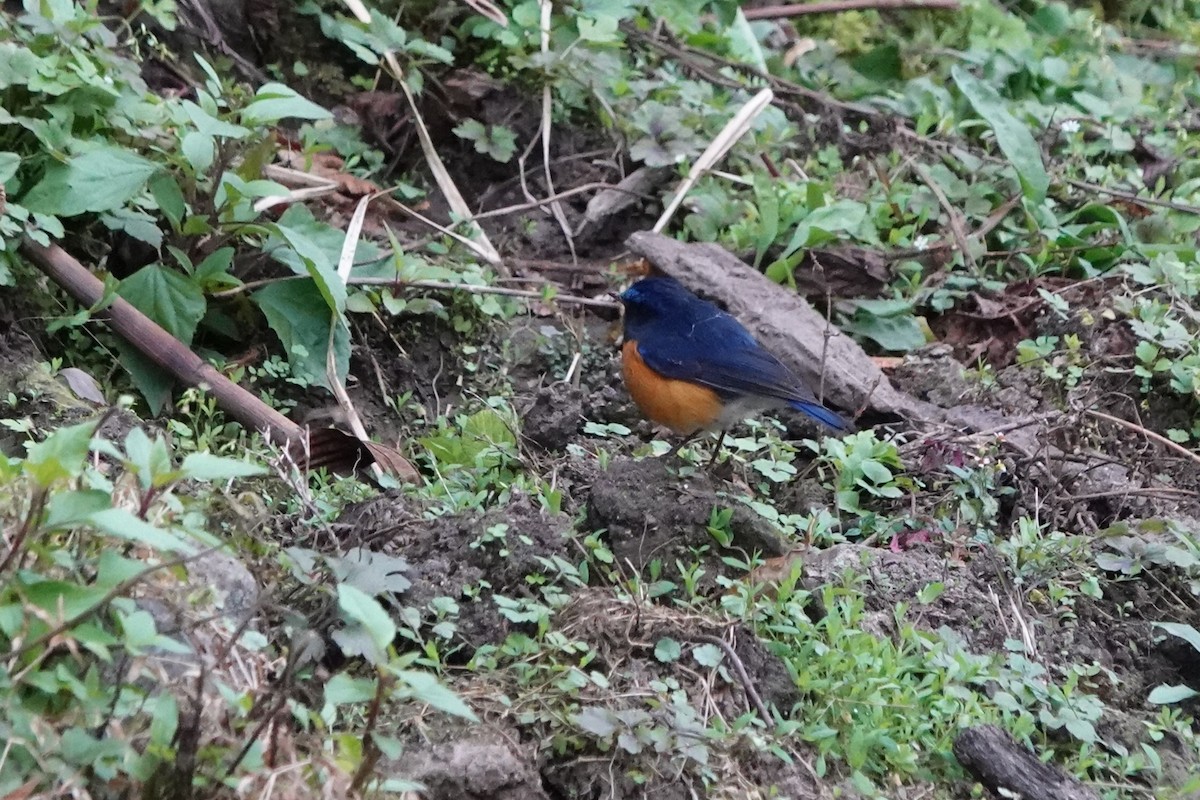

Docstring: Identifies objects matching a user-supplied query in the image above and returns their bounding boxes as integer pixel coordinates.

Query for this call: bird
[617,276,852,459]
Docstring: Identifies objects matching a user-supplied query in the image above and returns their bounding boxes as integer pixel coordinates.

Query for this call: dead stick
[742,0,959,20]
[19,238,304,450]
[1085,409,1200,468]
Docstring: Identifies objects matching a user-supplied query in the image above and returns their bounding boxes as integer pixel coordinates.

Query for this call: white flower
[914,234,934,251]
[1060,119,1081,134]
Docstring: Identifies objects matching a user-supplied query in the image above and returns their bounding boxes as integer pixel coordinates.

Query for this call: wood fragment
[742,0,960,20]
[953,725,1101,800]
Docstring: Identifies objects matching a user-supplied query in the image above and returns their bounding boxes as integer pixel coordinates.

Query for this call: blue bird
[618,276,852,456]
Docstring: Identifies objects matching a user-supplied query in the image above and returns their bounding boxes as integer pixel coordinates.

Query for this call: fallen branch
[742,0,959,19]
[954,725,1100,800]
[22,239,303,449]
[1086,408,1200,468]
[18,238,414,477]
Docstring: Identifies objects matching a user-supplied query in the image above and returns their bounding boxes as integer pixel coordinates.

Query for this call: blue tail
[788,400,854,432]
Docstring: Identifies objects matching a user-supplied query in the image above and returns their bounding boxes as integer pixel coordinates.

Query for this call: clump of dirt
[522,384,585,451]
[335,492,573,652]
[386,724,548,800]
[541,589,811,799]
[888,343,978,408]
[802,543,1011,653]
[586,457,790,583]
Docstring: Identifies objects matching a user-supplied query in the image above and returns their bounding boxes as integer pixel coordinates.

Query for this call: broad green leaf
[842,310,928,353]
[1154,621,1200,654]
[194,247,240,290]
[271,222,346,314]
[952,66,1049,201]
[725,8,766,73]
[89,507,196,554]
[655,637,682,662]
[23,146,159,216]
[324,673,377,705]
[573,706,618,738]
[397,670,477,720]
[0,43,40,87]
[0,151,19,183]
[123,427,176,490]
[43,489,112,529]
[23,420,97,486]
[181,131,215,174]
[692,643,724,667]
[149,172,186,231]
[254,280,350,389]
[117,344,174,415]
[1148,684,1199,704]
[179,99,250,138]
[337,583,396,655]
[241,83,331,124]
[117,264,206,345]
[332,548,411,596]
[181,452,267,481]
[24,580,109,619]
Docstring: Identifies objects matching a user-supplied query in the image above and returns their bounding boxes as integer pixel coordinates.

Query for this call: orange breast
[621,341,723,435]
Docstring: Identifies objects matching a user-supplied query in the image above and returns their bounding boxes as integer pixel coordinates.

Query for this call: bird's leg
[667,431,699,460]
[706,429,727,468]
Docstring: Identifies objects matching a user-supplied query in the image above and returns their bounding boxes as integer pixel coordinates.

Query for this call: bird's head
[618,277,697,333]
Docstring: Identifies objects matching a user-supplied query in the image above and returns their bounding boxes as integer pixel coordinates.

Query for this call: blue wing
[636,333,852,432]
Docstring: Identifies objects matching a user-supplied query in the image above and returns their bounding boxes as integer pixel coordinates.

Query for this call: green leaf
[574,706,618,738]
[43,489,112,529]
[952,66,1049,201]
[23,420,97,486]
[725,8,766,73]
[89,508,197,554]
[1154,621,1200,654]
[337,583,396,655]
[253,280,349,389]
[149,173,186,232]
[241,83,331,124]
[332,548,411,595]
[325,673,377,705]
[1148,684,1199,704]
[179,99,250,139]
[181,131,215,174]
[181,452,267,481]
[692,643,724,668]
[117,264,207,345]
[398,670,477,720]
[0,43,40,88]
[842,310,927,353]
[24,580,109,620]
[654,637,682,662]
[23,146,159,216]
[270,217,347,314]
[117,344,174,415]
[124,427,176,490]
[0,151,19,183]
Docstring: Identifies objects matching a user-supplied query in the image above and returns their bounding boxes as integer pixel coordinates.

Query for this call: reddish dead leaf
[298,428,419,482]
[745,550,805,588]
[871,356,904,370]
[889,529,932,553]
[1,779,41,800]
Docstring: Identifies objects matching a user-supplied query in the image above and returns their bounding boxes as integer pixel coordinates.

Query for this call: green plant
[810,430,909,515]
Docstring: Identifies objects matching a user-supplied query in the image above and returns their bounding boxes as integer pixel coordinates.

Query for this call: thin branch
[1065,178,1200,216]
[689,633,772,724]
[742,0,958,19]
[213,274,617,308]
[912,161,978,274]
[1085,409,1200,468]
